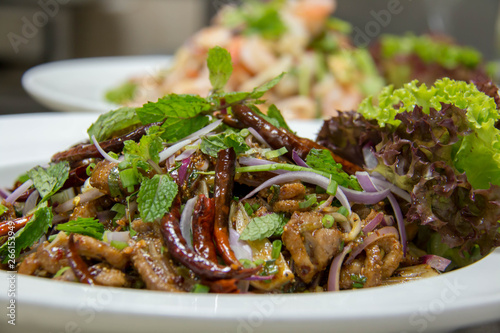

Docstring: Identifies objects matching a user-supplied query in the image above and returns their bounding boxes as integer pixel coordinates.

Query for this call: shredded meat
[131,243,182,292]
[89,263,128,287]
[70,201,100,221]
[277,182,306,200]
[282,211,342,283]
[73,234,129,270]
[89,160,118,195]
[18,252,40,275]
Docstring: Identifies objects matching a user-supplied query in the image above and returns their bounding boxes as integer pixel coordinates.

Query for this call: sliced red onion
[362,144,378,169]
[245,275,275,281]
[383,215,395,226]
[229,228,252,260]
[238,157,287,174]
[292,150,309,168]
[242,171,351,215]
[180,196,197,250]
[420,254,451,271]
[340,186,390,205]
[0,188,11,199]
[6,179,33,204]
[327,243,353,292]
[54,188,105,214]
[183,119,222,141]
[178,158,191,184]
[355,171,407,255]
[317,195,334,211]
[174,148,196,162]
[362,213,384,234]
[91,135,121,164]
[248,127,270,147]
[159,139,192,163]
[370,177,411,202]
[344,226,399,265]
[104,231,131,244]
[22,190,39,215]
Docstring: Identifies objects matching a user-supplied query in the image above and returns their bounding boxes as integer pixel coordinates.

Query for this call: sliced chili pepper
[231,104,362,174]
[192,194,217,262]
[213,148,241,267]
[52,122,162,167]
[203,279,240,294]
[0,214,33,237]
[67,233,97,285]
[161,196,258,280]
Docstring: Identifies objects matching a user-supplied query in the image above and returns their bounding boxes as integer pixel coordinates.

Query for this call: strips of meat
[67,233,97,285]
[161,196,258,280]
[213,148,241,267]
[131,244,182,292]
[192,194,217,262]
[232,104,362,174]
[282,211,343,283]
[51,122,162,167]
[72,234,129,270]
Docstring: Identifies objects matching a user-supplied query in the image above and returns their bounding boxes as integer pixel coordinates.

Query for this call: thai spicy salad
[1,47,499,294]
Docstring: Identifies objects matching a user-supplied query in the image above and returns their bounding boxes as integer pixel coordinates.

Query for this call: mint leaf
[122,128,163,166]
[306,149,361,190]
[200,129,249,158]
[137,174,178,222]
[207,46,233,91]
[87,107,140,142]
[266,104,292,130]
[239,213,288,241]
[161,114,210,143]
[28,162,70,203]
[0,204,7,216]
[248,72,285,100]
[105,82,137,105]
[0,205,52,262]
[136,94,212,124]
[56,217,104,240]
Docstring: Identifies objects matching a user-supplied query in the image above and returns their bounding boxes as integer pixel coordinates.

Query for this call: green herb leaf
[28,162,70,203]
[0,204,7,216]
[200,129,250,158]
[161,114,210,143]
[239,213,288,241]
[305,149,361,190]
[267,104,292,131]
[88,107,141,142]
[105,82,137,105]
[56,217,104,240]
[136,94,212,125]
[0,205,52,262]
[207,46,233,91]
[137,174,178,222]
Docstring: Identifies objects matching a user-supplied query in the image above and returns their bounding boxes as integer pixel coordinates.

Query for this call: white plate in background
[0,113,499,333]
[22,56,172,113]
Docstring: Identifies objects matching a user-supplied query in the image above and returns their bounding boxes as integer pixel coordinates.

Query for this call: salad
[1,47,498,294]
[105,0,384,120]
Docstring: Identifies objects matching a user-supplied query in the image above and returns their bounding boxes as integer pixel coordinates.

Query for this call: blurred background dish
[1,0,499,115]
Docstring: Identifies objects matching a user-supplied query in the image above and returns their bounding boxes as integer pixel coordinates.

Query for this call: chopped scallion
[192,284,210,293]
[298,194,317,209]
[271,240,282,259]
[265,147,288,159]
[322,215,334,228]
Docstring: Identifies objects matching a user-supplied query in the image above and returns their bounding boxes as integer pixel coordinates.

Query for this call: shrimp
[291,0,337,35]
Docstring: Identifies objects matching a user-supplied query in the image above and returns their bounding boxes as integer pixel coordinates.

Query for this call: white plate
[22,56,173,113]
[0,113,499,333]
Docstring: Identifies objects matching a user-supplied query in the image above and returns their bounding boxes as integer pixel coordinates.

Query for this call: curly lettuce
[359,78,500,189]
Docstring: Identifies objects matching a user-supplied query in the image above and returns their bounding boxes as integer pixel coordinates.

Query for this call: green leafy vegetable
[56,218,104,240]
[266,104,292,131]
[380,33,482,69]
[207,46,233,91]
[222,0,287,39]
[105,81,137,104]
[137,174,178,222]
[27,162,70,203]
[305,149,361,190]
[0,205,52,262]
[239,213,288,241]
[200,129,250,158]
[0,204,7,216]
[88,107,140,142]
